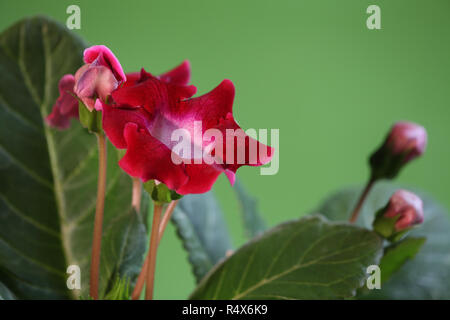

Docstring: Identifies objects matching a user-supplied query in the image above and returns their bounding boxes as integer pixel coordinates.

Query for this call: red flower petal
[158,60,191,86]
[102,103,151,148]
[119,123,189,191]
[45,74,79,129]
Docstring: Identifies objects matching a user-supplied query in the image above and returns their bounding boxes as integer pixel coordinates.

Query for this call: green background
[1,0,449,299]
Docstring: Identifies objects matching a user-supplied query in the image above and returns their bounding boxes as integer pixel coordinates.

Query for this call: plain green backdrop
[1,0,449,299]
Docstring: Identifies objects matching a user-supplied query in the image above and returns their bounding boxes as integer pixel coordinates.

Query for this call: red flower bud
[373,190,424,240]
[74,64,118,111]
[369,122,427,180]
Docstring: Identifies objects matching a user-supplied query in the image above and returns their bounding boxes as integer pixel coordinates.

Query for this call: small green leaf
[379,237,426,284]
[190,215,383,300]
[143,180,182,204]
[103,277,131,300]
[233,179,267,238]
[318,182,450,299]
[171,192,233,283]
[78,101,103,134]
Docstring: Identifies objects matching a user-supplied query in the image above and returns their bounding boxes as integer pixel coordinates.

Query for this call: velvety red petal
[176,163,222,195]
[175,79,235,130]
[159,60,191,86]
[214,115,274,174]
[119,123,189,191]
[102,104,152,148]
[111,71,196,110]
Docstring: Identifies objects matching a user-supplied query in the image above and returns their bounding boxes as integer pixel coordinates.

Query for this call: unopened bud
[369,122,427,180]
[373,190,424,241]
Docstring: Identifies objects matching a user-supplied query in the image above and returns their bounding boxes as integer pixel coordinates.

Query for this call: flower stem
[349,178,375,223]
[131,200,179,300]
[132,178,142,212]
[158,200,179,242]
[145,203,163,300]
[89,133,107,300]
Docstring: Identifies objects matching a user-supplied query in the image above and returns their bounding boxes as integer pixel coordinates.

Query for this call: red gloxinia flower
[102,67,273,195]
[74,45,126,111]
[45,74,78,129]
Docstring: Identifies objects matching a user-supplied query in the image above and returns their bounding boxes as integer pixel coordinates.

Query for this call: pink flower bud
[74,64,118,111]
[384,190,424,231]
[386,122,427,163]
[373,190,424,241]
[73,45,126,111]
[369,121,427,180]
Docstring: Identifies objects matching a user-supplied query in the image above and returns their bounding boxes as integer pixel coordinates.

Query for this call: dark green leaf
[172,192,233,283]
[318,182,450,299]
[190,215,383,300]
[100,208,146,298]
[0,16,146,299]
[233,179,267,238]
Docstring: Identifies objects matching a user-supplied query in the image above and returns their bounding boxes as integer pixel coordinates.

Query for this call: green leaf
[379,237,426,284]
[318,182,450,299]
[100,208,146,298]
[0,16,146,299]
[171,192,233,283]
[0,282,16,300]
[233,179,267,238]
[190,215,383,300]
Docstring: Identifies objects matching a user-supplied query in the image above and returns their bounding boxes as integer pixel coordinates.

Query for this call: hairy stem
[158,200,179,242]
[89,133,107,300]
[131,200,179,299]
[132,178,142,212]
[145,203,163,300]
[349,178,375,223]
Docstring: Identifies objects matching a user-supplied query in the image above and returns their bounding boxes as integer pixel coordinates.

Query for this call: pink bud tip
[387,122,427,162]
[384,190,424,231]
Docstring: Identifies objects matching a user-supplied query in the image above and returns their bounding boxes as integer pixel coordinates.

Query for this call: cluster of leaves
[0,16,449,300]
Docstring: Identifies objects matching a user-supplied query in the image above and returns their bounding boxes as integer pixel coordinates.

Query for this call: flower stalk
[89,132,107,300]
[131,200,179,300]
[132,177,142,212]
[145,202,163,300]
[349,178,375,223]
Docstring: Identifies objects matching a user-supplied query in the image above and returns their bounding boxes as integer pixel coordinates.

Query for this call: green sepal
[78,101,103,134]
[143,180,183,204]
[372,208,411,242]
[369,144,408,180]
